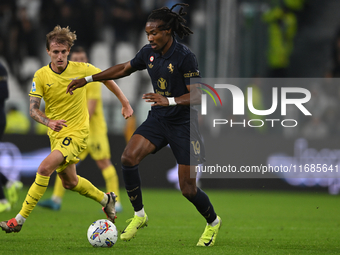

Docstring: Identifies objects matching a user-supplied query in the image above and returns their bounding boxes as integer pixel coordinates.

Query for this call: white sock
[6,180,14,189]
[51,195,62,205]
[0,199,8,204]
[100,193,109,207]
[208,216,219,227]
[15,214,26,225]
[134,208,145,217]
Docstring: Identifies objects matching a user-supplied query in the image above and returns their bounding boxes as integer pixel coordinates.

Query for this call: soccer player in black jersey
[67,3,221,246]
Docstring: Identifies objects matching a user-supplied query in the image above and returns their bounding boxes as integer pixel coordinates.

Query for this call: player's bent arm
[29,96,67,132]
[103,80,133,119]
[29,96,50,126]
[175,84,202,105]
[143,84,202,107]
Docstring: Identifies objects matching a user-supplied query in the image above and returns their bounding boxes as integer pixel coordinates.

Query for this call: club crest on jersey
[148,63,154,69]
[168,63,174,73]
[150,56,154,62]
[157,77,167,90]
[32,81,36,92]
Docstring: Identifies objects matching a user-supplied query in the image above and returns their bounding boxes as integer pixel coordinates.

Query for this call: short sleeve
[28,71,44,98]
[180,53,201,85]
[130,46,147,70]
[86,63,101,77]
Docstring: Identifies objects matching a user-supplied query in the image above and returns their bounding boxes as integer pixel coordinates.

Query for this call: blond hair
[46,25,77,50]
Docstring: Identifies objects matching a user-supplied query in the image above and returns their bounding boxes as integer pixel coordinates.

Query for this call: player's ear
[165,28,172,36]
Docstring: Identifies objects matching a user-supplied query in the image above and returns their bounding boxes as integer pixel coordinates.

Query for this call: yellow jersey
[86,80,107,135]
[29,61,101,139]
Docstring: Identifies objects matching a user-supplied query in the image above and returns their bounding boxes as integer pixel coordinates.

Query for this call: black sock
[122,164,143,211]
[0,173,7,200]
[0,172,8,186]
[189,188,217,224]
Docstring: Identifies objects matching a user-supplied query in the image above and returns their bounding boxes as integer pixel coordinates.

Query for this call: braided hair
[147,3,193,39]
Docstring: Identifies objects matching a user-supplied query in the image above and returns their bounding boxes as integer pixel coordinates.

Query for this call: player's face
[47,41,70,73]
[70,52,88,63]
[145,20,172,55]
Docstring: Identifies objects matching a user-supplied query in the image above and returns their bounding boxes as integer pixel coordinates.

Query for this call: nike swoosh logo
[204,233,215,246]
[46,83,54,87]
[25,201,30,205]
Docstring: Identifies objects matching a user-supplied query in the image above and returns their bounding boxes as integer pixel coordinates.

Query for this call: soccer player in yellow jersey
[0,25,133,233]
[38,46,126,211]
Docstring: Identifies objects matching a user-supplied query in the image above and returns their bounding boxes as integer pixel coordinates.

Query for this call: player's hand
[143,93,169,106]
[66,78,87,95]
[122,105,134,119]
[48,120,67,132]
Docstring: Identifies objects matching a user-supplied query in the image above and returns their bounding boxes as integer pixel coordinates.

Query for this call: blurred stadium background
[1,0,340,193]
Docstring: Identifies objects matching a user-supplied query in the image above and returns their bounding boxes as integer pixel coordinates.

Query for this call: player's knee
[181,186,197,200]
[37,164,53,177]
[121,152,136,166]
[62,179,78,190]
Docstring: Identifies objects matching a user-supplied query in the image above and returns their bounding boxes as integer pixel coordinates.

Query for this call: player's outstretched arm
[103,79,133,119]
[29,96,67,132]
[67,61,136,95]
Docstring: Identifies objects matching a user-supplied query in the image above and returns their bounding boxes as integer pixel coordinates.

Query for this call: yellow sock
[19,173,50,218]
[52,175,65,198]
[71,175,104,203]
[102,165,120,202]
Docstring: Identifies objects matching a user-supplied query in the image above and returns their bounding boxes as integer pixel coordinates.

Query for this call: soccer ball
[87,219,118,247]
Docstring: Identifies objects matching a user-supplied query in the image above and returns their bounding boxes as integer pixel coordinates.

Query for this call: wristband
[167,97,177,106]
[84,75,93,83]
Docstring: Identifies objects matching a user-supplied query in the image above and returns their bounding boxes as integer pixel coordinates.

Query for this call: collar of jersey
[157,38,177,60]
[49,61,69,75]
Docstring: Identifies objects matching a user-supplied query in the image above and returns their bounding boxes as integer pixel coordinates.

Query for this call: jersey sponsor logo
[150,56,154,62]
[167,63,174,73]
[155,89,171,96]
[157,78,167,90]
[184,71,200,78]
[32,81,36,92]
[148,63,154,69]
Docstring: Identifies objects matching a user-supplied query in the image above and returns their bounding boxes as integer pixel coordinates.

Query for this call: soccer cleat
[196,216,222,247]
[6,181,23,206]
[102,192,117,223]
[37,199,61,211]
[0,218,22,233]
[0,202,11,213]
[120,213,148,241]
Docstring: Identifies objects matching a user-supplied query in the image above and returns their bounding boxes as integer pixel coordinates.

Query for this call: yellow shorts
[51,133,88,173]
[78,132,111,161]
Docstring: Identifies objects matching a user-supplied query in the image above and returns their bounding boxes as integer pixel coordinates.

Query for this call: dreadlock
[147,3,193,39]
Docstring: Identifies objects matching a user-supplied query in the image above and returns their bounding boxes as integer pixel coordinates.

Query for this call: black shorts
[134,111,205,165]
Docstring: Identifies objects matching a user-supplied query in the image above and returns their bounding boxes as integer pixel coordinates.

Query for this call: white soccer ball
[87,219,118,247]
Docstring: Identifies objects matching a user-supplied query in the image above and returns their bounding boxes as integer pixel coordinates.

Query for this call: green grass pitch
[0,187,339,254]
